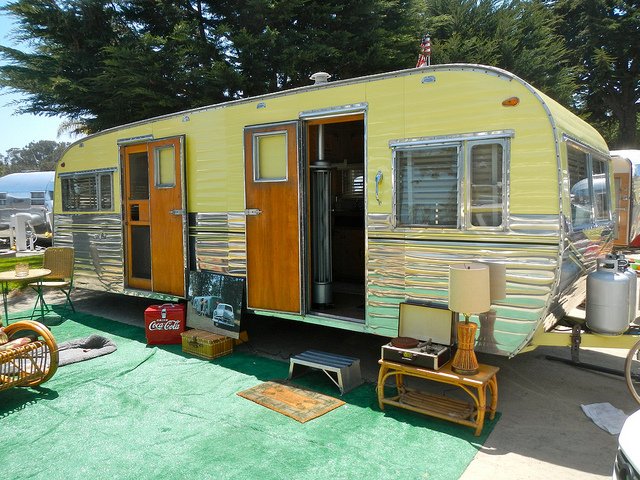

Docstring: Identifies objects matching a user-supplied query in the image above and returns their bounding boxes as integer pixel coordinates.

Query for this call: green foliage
[216,0,420,95]
[0,0,420,132]
[551,0,639,148]
[422,0,577,105]
[0,140,68,174]
[0,0,637,149]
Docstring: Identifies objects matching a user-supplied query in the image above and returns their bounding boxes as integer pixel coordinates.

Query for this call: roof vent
[310,72,331,85]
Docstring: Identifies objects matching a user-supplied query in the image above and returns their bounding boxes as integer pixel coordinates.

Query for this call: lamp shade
[448,263,491,314]
[486,262,507,302]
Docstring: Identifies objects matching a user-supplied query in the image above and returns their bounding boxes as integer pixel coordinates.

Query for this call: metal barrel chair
[30,247,75,317]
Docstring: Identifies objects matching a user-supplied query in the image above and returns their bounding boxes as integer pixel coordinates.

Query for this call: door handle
[169,209,185,216]
[375,170,383,205]
[245,208,262,216]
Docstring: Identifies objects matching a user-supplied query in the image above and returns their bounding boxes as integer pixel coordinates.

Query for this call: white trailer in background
[0,171,54,243]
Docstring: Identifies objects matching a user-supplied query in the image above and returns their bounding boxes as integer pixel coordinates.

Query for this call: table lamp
[448,263,491,375]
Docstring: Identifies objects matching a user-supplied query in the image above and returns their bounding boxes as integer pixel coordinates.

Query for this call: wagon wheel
[624,338,640,405]
[4,320,59,386]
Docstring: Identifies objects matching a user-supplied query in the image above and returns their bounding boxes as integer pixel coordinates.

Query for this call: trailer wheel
[625,339,640,405]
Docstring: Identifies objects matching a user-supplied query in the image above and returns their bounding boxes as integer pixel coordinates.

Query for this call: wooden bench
[288,349,363,395]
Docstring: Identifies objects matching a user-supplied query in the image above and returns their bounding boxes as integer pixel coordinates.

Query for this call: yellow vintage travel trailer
[53,64,613,357]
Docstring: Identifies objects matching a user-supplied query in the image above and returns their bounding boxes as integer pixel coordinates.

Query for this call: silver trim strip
[299,103,368,120]
[58,167,117,178]
[389,130,515,148]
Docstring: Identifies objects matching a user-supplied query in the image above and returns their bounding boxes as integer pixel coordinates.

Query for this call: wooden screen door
[244,123,301,313]
[122,137,186,297]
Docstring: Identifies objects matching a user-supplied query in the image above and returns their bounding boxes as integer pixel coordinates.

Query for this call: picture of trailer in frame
[187,271,244,339]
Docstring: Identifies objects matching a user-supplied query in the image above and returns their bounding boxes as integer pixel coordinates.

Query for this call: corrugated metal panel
[189,212,246,276]
[54,214,124,293]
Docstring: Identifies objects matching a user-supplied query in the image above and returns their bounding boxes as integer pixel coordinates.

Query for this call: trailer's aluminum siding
[54,65,612,357]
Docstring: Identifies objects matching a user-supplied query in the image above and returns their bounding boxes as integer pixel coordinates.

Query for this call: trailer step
[288,349,363,395]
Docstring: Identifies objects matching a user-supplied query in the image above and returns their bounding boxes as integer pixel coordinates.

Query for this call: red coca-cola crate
[144,303,186,345]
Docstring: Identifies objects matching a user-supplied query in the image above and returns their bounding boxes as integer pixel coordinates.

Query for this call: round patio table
[0,268,51,325]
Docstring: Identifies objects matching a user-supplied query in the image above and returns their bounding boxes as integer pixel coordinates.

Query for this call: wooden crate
[180,329,233,360]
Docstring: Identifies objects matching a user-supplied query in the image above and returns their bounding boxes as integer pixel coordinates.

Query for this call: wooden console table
[377,359,499,436]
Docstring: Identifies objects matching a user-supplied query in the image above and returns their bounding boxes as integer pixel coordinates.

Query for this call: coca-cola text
[148,320,182,331]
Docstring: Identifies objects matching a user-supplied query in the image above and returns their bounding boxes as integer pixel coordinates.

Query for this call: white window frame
[391,131,511,231]
[60,168,115,212]
[465,138,509,230]
[566,140,612,230]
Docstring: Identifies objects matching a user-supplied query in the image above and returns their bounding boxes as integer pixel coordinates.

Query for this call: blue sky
[0,6,76,155]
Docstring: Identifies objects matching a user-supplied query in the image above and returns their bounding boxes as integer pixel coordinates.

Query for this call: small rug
[57,334,117,366]
[237,380,345,423]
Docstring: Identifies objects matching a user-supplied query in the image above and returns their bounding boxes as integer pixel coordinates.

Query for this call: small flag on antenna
[416,34,432,68]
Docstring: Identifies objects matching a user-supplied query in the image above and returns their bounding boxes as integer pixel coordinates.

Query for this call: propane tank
[614,254,638,323]
[586,257,631,335]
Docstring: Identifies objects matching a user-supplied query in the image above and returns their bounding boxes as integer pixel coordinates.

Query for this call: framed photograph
[186,271,245,339]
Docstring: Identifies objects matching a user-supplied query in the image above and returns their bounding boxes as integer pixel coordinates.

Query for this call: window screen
[61,170,114,212]
[99,173,113,210]
[469,143,504,227]
[393,134,511,230]
[567,145,591,228]
[128,152,149,199]
[592,157,610,222]
[396,146,459,227]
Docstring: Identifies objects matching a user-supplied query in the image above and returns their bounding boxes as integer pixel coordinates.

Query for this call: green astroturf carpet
[0,311,499,480]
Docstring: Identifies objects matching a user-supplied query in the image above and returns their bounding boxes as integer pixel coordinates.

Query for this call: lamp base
[451,321,479,376]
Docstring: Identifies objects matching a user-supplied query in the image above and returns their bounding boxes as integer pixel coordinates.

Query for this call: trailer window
[396,146,459,227]
[61,170,114,212]
[30,191,45,206]
[154,145,176,188]
[128,152,149,199]
[592,158,610,222]
[469,143,504,227]
[254,132,288,181]
[567,143,610,228]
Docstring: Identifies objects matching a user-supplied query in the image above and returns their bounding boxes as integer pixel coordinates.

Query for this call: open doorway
[306,116,365,322]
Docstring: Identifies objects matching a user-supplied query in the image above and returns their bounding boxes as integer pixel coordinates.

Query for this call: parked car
[213,303,235,327]
[613,409,640,479]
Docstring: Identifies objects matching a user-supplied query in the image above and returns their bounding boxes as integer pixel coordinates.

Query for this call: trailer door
[244,123,301,313]
[122,137,186,297]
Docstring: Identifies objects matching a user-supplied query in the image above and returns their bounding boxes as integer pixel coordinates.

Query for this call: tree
[216,0,420,96]
[551,0,640,149]
[1,140,68,174]
[421,0,578,106]
[0,0,241,133]
[0,0,421,133]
